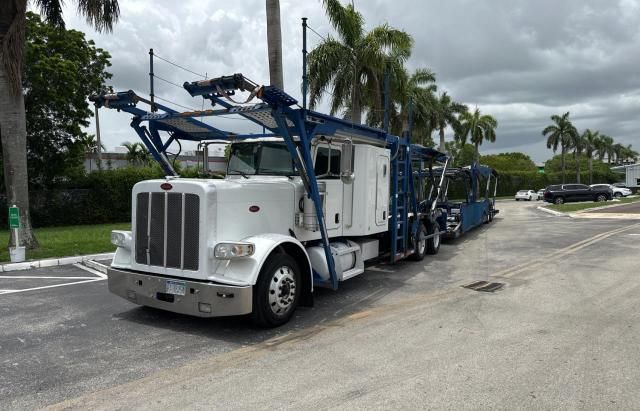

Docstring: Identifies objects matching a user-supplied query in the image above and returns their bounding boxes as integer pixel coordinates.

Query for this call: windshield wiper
[228,169,249,179]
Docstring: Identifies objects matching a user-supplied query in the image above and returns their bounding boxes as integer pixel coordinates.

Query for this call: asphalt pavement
[1,201,639,410]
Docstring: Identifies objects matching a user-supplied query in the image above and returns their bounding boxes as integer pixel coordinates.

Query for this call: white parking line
[73,263,108,279]
[0,263,108,296]
[0,276,98,280]
[0,278,104,295]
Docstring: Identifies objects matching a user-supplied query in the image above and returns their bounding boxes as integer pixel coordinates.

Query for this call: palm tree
[308,0,413,124]
[612,143,625,165]
[365,65,437,145]
[1,0,119,249]
[123,142,151,167]
[542,112,577,184]
[571,132,584,184]
[429,92,467,152]
[622,144,639,164]
[597,135,615,164]
[457,107,497,162]
[77,134,106,172]
[582,129,600,185]
[265,0,283,89]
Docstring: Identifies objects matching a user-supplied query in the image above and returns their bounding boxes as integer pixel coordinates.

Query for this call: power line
[154,95,197,111]
[307,25,327,41]
[153,53,207,78]
[153,74,184,90]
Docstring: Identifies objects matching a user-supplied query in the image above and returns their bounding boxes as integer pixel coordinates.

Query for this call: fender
[209,233,312,292]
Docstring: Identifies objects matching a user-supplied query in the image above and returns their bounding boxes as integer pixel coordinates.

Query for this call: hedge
[0,168,623,228]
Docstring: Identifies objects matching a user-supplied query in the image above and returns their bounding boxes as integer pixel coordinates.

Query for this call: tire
[251,253,301,327]
[483,211,489,224]
[554,197,564,205]
[515,198,520,201]
[488,210,494,222]
[426,221,441,255]
[596,194,607,202]
[528,196,532,201]
[614,192,622,198]
[409,223,427,261]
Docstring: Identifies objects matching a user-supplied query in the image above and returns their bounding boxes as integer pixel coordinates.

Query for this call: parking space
[1,201,639,409]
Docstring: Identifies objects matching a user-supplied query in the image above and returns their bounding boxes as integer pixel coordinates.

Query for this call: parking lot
[2,200,640,410]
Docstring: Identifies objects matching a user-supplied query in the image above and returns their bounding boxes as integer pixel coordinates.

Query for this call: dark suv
[543,184,612,205]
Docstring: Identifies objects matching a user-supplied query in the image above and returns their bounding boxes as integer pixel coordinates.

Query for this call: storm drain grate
[462,281,505,293]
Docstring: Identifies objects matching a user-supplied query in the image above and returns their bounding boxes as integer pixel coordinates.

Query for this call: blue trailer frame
[91,73,449,290]
[420,164,499,238]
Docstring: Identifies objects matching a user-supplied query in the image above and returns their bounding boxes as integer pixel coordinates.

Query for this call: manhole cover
[462,281,504,293]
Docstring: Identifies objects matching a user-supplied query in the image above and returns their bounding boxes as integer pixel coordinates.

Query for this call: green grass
[0,222,130,263]
[545,196,640,213]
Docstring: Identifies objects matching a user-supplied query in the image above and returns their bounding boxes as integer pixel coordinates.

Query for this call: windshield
[227,142,295,176]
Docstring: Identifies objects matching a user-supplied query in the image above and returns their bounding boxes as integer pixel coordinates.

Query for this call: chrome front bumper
[107,267,253,318]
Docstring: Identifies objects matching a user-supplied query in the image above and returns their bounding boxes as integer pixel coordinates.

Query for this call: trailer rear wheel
[251,253,301,327]
[426,222,441,255]
[409,224,427,261]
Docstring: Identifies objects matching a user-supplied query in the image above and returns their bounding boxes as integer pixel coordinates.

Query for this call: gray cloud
[55,0,640,162]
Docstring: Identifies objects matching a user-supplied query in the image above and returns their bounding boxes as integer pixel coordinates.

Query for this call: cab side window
[314,146,341,178]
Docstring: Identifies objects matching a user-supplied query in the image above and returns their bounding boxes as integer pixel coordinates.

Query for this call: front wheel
[251,253,301,327]
[614,192,622,198]
[596,194,607,202]
[554,197,564,205]
[528,196,532,201]
[426,221,441,255]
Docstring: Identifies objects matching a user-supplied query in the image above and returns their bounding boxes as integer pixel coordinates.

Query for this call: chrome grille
[135,192,200,270]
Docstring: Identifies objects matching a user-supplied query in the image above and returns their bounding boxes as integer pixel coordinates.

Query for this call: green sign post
[9,206,20,229]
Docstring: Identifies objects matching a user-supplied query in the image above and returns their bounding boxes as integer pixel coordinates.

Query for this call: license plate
[166,280,186,296]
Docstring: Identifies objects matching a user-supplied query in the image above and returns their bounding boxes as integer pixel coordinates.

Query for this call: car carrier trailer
[421,165,499,238]
[92,73,460,326]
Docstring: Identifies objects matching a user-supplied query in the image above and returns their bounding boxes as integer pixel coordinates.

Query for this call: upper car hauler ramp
[91,73,449,290]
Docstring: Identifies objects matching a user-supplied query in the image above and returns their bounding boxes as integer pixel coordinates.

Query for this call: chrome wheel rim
[268,265,296,316]
[417,229,426,255]
[433,226,440,248]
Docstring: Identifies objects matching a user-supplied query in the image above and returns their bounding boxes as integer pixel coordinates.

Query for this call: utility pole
[95,104,102,169]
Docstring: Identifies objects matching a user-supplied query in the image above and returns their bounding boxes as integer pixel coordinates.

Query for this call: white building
[612,163,640,188]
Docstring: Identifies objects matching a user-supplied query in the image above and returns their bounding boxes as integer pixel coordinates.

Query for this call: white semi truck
[94,74,453,326]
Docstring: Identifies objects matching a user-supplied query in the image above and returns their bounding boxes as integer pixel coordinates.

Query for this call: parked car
[543,184,613,204]
[515,189,537,201]
[590,183,632,198]
[537,188,545,200]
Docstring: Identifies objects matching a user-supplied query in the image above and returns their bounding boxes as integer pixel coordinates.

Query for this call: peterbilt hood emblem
[160,182,173,190]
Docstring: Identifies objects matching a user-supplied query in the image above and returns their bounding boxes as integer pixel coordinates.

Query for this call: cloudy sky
[56,0,640,162]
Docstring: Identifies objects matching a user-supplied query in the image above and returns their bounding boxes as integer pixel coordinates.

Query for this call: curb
[0,252,114,273]
[536,206,567,217]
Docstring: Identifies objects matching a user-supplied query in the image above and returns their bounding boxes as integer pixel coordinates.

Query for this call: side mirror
[340,140,355,184]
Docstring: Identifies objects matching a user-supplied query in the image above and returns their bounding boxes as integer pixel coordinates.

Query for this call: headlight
[213,242,255,259]
[111,230,132,249]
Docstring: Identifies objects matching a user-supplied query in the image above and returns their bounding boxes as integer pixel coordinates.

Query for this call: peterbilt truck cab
[109,137,391,326]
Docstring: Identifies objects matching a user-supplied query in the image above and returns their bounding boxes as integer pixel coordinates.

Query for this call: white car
[515,189,537,201]
[590,184,631,198]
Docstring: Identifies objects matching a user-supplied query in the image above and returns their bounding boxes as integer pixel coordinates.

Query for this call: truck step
[341,267,364,281]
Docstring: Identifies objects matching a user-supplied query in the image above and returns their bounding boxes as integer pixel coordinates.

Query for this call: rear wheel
[614,192,622,198]
[409,223,427,261]
[554,197,564,205]
[426,221,441,255]
[252,253,301,327]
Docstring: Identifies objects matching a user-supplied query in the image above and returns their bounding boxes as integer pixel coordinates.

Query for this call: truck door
[314,143,343,234]
[376,155,389,225]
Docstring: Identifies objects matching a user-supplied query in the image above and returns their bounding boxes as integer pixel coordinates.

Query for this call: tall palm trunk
[588,156,593,185]
[265,0,283,89]
[0,67,38,248]
[351,81,361,124]
[574,150,580,184]
[474,141,480,164]
[439,127,445,152]
[0,0,37,248]
[560,144,566,184]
